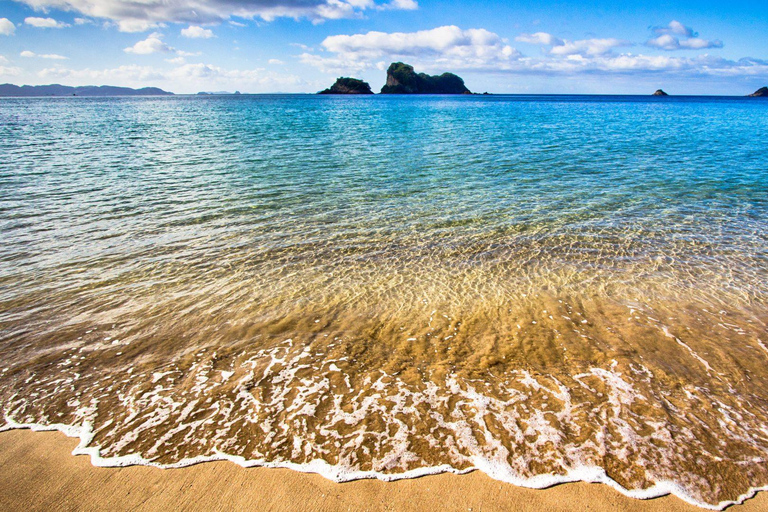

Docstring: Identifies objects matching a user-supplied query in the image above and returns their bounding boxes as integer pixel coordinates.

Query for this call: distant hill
[380,62,470,95]
[0,84,173,97]
[749,87,768,97]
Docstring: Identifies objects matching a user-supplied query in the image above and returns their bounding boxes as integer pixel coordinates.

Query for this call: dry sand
[1,429,765,512]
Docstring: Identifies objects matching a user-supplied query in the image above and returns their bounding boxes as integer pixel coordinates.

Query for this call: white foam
[1,417,765,510]
[3,337,767,511]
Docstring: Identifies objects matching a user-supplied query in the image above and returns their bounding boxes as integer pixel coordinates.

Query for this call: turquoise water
[1,95,767,508]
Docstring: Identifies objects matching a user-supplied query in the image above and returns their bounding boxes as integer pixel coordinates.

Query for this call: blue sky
[0,0,766,94]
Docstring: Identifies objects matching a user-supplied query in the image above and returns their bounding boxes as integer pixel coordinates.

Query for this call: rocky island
[317,63,471,95]
[653,89,669,96]
[318,78,373,94]
[380,62,470,94]
[749,86,768,97]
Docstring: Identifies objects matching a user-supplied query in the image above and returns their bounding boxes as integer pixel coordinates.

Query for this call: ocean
[1,94,767,509]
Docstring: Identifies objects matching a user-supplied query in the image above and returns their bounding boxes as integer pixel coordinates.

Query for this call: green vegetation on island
[380,62,471,94]
[318,77,374,94]
[317,63,471,95]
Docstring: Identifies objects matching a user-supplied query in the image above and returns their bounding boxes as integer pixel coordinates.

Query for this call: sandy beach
[0,429,764,512]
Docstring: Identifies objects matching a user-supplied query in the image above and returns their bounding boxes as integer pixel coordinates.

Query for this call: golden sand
[1,429,766,511]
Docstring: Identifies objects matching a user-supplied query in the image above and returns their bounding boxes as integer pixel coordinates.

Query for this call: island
[380,62,470,94]
[197,91,241,96]
[0,84,173,97]
[748,87,768,97]
[318,78,373,95]
[653,89,669,96]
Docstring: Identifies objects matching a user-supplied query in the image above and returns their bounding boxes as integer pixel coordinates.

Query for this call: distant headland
[0,84,173,97]
[319,62,471,95]
[749,87,768,97]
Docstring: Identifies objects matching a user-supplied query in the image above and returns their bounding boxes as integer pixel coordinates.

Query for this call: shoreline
[1,429,766,511]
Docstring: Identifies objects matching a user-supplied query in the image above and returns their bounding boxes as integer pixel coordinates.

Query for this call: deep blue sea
[1,95,767,508]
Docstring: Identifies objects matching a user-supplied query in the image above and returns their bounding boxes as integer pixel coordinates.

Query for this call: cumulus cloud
[12,0,412,32]
[181,25,214,38]
[25,17,70,28]
[124,33,176,54]
[646,34,722,51]
[646,21,722,51]
[20,50,68,59]
[268,59,284,65]
[112,20,160,32]
[515,32,563,46]
[516,32,630,56]
[652,20,696,38]
[550,38,631,56]
[0,18,15,36]
[305,25,519,73]
[305,24,766,83]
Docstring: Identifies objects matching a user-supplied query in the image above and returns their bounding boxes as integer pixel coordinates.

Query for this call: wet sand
[1,429,765,512]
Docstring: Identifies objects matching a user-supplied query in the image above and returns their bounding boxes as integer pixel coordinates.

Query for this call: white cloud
[307,25,519,73]
[306,24,767,83]
[124,33,175,54]
[113,20,161,32]
[516,32,630,56]
[515,32,563,46]
[20,50,68,59]
[0,18,15,36]
[646,21,722,51]
[25,17,70,28]
[646,34,722,51]
[181,25,214,38]
[268,59,284,65]
[0,66,23,76]
[12,0,412,32]
[166,63,310,90]
[379,0,417,10]
[38,64,166,82]
[653,20,696,38]
[550,38,631,56]
[74,17,94,25]
[165,57,187,64]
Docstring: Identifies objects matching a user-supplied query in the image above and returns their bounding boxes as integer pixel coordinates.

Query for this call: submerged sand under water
[1,96,768,509]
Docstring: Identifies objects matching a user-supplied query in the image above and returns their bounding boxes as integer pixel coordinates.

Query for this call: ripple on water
[1,95,768,509]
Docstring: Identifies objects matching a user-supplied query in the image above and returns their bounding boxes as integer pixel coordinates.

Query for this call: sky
[0,0,767,94]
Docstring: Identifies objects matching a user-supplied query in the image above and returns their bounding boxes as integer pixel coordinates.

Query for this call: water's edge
[3,418,765,511]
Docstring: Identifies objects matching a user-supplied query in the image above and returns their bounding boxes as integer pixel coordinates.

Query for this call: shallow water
[1,95,767,508]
